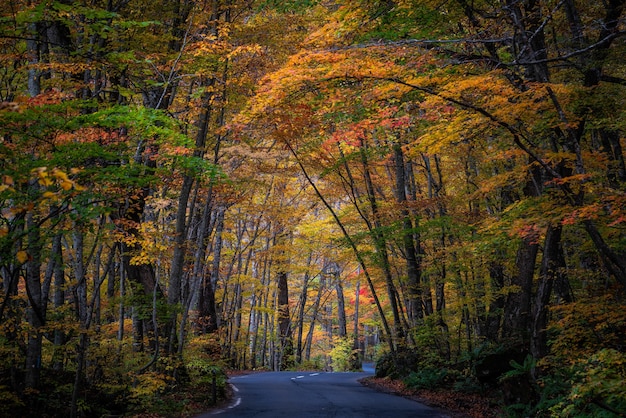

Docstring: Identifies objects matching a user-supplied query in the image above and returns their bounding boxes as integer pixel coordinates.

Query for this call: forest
[0,0,625,417]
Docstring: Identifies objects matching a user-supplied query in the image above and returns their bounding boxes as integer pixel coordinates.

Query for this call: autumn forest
[0,0,625,417]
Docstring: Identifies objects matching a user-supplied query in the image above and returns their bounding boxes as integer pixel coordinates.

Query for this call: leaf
[16,250,29,264]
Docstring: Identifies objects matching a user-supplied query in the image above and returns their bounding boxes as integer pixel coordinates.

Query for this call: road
[196,364,452,417]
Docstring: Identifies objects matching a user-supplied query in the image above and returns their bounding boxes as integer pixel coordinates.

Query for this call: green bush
[403,367,448,390]
[329,336,360,372]
[547,349,626,418]
[453,376,483,394]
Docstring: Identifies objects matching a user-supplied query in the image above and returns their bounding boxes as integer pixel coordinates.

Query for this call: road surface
[196,364,452,417]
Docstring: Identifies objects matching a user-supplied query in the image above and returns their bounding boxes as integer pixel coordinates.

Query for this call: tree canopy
[1,1,625,416]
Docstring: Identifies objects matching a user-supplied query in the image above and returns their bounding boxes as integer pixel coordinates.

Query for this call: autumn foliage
[1,0,625,417]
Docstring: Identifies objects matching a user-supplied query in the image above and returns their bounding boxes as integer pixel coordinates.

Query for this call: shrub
[548,349,626,417]
[403,367,448,390]
[329,336,360,371]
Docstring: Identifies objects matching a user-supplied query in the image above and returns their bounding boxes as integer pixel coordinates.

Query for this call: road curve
[195,366,452,417]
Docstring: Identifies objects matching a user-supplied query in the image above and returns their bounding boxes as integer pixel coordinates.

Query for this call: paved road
[196,365,452,417]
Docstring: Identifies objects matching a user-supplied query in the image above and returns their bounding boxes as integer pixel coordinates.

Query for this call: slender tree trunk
[483,262,506,342]
[199,205,224,333]
[50,232,65,370]
[350,280,362,370]
[277,270,293,370]
[24,212,44,390]
[335,278,347,338]
[393,142,423,326]
[502,164,542,345]
[423,153,451,356]
[26,22,42,97]
[531,223,567,359]
[502,237,539,345]
[118,259,126,342]
[167,174,194,352]
[305,274,326,361]
[295,256,312,364]
[70,229,91,417]
[360,139,404,342]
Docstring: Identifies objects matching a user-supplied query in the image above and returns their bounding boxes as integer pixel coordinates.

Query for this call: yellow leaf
[17,250,29,263]
[60,180,73,191]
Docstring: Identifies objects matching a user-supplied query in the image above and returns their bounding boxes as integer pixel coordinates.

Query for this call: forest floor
[358,376,504,418]
[193,370,505,418]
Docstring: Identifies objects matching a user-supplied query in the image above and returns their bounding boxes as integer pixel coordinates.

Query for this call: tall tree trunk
[277,270,293,370]
[335,278,347,338]
[483,262,506,342]
[502,163,542,345]
[51,232,66,370]
[295,255,312,364]
[423,153,451,356]
[393,142,423,326]
[26,22,42,97]
[350,279,362,370]
[70,228,91,418]
[24,212,44,390]
[167,173,195,352]
[531,223,567,359]
[360,139,404,342]
[502,236,539,345]
[305,274,326,362]
[194,196,217,333]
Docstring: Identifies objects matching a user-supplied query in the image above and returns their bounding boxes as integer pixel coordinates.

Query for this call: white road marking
[211,384,241,415]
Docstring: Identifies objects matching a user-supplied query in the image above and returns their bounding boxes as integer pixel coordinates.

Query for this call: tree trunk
[50,232,66,370]
[360,139,404,342]
[208,206,226,331]
[531,223,567,359]
[393,142,423,326]
[24,212,44,390]
[482,262,506,342]
[277,271,293,370]
[167,173,195,352]
[305,274,326,362]
[502,236,539,345]
[335,278,347,338]
[295,255,312,363]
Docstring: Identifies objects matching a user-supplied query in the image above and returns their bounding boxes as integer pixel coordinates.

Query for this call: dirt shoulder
[359,376,503,418]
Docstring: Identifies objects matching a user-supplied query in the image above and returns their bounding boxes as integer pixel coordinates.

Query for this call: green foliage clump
[299,357,325,371]
[546,349,626,418]
[329,336,361,371]
[511,296,626,417]
[356,1,450,42]
[257,0,320,13]
[403,367,448,390]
